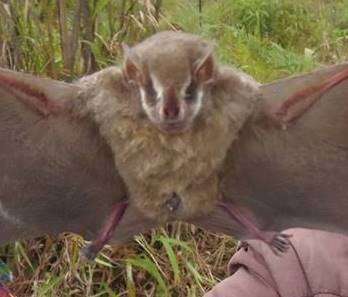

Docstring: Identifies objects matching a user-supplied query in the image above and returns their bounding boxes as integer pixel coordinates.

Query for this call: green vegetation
[0,0,347,296]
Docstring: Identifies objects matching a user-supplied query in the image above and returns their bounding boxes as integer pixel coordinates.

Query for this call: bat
[0,32,347,260]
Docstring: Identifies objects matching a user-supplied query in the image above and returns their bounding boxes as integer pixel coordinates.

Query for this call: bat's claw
[268,232,292,255]
[217,201,292,255]
[80,244,99,262]
[79,201,128,263]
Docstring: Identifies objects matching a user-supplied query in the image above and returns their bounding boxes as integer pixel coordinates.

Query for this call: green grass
[0,0,347,296]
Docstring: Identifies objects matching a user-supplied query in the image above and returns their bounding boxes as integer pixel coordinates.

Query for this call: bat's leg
[218,200,291,254]
[80,201,128,261]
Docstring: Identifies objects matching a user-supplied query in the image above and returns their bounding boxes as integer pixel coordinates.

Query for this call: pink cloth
[205,228,348,297]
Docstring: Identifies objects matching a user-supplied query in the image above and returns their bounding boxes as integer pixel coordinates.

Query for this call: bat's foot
[218,200,292,255]
[262,232,292,255]
[79,201,128,262]
[80,244,99,263]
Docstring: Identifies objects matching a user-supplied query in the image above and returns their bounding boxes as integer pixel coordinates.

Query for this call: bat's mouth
[159,122,189,134]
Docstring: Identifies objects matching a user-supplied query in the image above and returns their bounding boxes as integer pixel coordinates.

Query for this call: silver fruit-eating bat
[0,32,348,259]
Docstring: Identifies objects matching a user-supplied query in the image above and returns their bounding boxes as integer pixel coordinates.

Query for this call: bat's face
[137,70,203,134]
[122,32,216,134]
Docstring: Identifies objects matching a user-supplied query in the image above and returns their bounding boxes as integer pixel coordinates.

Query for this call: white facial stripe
[141,73,203,122]
[140,88,154,117]
[150,74,164,102]
[192,89,203,118]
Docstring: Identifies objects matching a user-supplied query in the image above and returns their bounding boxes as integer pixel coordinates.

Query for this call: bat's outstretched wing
[0,68,154,245]
[194,63,348,238]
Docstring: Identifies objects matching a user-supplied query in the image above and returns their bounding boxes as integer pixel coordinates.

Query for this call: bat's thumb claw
[79,244,99,263]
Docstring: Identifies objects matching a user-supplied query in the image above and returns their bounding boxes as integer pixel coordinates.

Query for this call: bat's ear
[194,49,216,85]
[122,44,144,85]
[0,68,82,115]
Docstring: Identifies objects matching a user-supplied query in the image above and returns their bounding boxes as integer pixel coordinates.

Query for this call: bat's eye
[184,81,196,102]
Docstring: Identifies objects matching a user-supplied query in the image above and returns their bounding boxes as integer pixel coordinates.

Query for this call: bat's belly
[128,172,220,222]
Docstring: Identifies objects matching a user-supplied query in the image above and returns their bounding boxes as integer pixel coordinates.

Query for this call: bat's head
[122,31,216,134]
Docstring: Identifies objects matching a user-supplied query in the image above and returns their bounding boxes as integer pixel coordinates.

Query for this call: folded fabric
[204,228,348,297]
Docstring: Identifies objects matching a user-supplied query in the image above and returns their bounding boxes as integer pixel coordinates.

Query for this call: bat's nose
[163,103,180,119]
[161,85,180,120]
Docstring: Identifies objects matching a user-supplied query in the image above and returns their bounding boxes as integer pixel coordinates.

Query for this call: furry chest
[107,122,230,220]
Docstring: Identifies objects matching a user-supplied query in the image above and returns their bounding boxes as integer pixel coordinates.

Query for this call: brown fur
[75,33,259,222]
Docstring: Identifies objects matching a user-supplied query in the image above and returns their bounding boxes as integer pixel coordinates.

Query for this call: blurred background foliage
[0,0,347,296]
